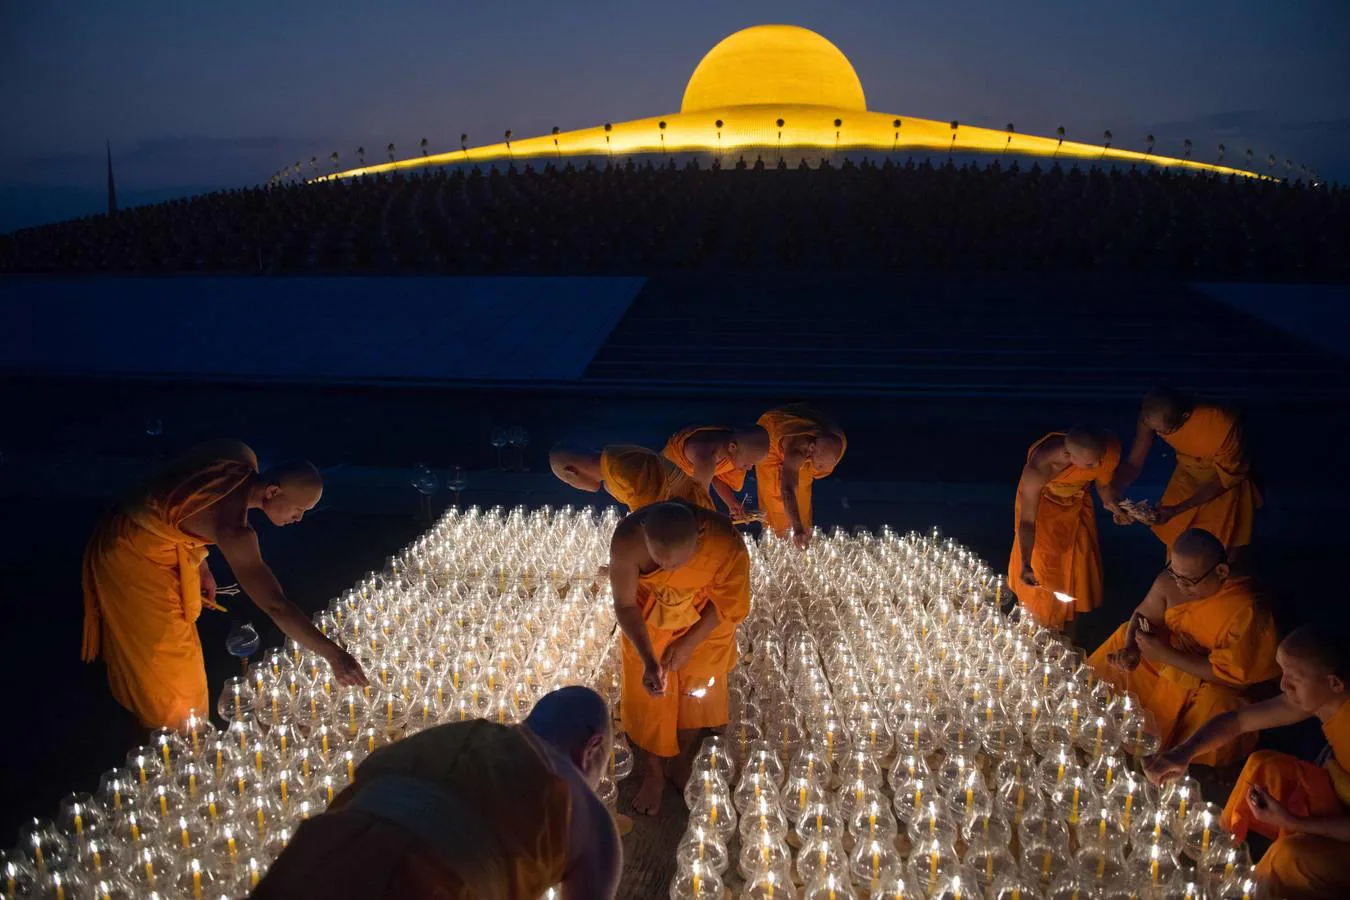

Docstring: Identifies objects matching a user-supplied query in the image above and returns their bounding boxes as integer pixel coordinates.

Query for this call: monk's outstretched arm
[780,450,808,539]
[1108,576,1168,670]
[1015,464,1048,586]
[1107,418,1154,497]
[215,525,368,686]
[609,532,663,695]
[688,445,719,491]
[711,478,744,516]
[1282,810,1350,842]
[1144,695,1306,782]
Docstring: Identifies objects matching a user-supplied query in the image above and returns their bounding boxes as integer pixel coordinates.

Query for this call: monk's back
[255,720,572,900]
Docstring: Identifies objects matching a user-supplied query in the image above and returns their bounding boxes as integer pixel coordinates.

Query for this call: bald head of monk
[1167,528,1230,599]
[257,461,323,526]
[523,685,612,789]
[1064,427,1106,469]
[549,445,603,492]
[811,432,845,474]
[1276,625,1348,715]
[727,425,770,470]
[1141,387,1194,436]
[641,502,700,570]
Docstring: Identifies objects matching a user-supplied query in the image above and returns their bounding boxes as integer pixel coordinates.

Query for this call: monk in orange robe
[609,502,750,816]
[1106,387,1260,558]
[755,405,846,550]
[1144,626,1350,899]
[1088,528,1279,766]
[550,444,712,512]
[81,440,366,729]
[253,686,621,900]
[662,424,769,516]
[1009,428,1120,631]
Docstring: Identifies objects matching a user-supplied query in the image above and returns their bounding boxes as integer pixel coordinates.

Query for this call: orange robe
[1008,433,1120,629]
[599,444,712,512]
[755,405,846,538]
[663,426,748,496]
[1152,405,1261,553]
[1088,576,1279,766]
[81,440,257,729]
[1221,700,1350,899]
[253,720,572,900]
[621,507,751,756]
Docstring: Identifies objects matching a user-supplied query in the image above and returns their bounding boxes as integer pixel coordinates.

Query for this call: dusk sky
[3,0,1348,231]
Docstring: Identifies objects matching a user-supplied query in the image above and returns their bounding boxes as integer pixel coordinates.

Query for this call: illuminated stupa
[322,24,1259,181]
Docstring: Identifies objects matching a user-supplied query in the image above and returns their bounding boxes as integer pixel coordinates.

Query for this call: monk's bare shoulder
[182,484,251,544]
[1027,436,1069,477]
[609,512,647,559]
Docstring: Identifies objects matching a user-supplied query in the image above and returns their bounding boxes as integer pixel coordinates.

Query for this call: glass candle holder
[800,872,857,900]
[1020,838,1073,888]
[794,835,849,892]
[737,833,793,883]
[739,866,796,900]
[738,798,790,846]
[669,858,725,900]
[1179,801,1226,860]
[848,800,897,843]
[1159,775,1202,835]
[965,842,1017,892]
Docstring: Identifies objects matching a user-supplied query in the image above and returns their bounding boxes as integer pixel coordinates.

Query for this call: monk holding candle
[253,686,621,900]
[81,440,366,730]
[1008,428,1120,631]
[550,443,712,512]
[662,424,769,516]
[609,502,750,816]
[755,404,846,550]
[1088,528,1280,765]
[1144,625,1350,899]
[1105,387,1260,559]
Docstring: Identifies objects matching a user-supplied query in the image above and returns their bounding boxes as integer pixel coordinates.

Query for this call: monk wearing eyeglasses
[1088,528,1280,765]
[1104,387,1260,559]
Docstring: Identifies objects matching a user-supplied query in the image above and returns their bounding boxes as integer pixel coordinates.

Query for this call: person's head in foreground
[1064,427,1106,469]
[1166,528,1229,600]
[641,502,699,570]
[258,461,324,526]
[549,445,603,492]
[1276,625,1348,715]
[1141,386,1193,435]
[524,685,612,790]
[809,432,845,474]
[726,425,770,470]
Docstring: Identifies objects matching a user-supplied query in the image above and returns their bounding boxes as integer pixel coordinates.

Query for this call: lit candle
[1041,850,1052,876]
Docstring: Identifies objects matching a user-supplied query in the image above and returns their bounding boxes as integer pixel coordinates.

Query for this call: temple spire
[106,140,118,218]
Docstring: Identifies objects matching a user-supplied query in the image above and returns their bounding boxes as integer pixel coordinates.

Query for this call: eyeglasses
[1165,559,1219,588]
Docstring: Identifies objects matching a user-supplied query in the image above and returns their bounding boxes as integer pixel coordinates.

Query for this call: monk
[550,444,712,512]
[1088,528,1280,766]
[1105,387,1260,558]
[755,404,846,550]
[1144,626,1350,899]
[662,424,769,516]
[253,686,621,900]
[1009,428,1121,631]
[81,440,366,730]
[610,502,750,816]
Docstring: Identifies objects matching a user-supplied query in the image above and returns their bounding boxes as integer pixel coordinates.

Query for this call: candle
[1124,792,1134,825]
[192,865,202,899]
[1041,850,1052,877]
[228,834,238,862]
[1202,822,1211,852]
[1070,785,1080,823]
[929,850,939,882]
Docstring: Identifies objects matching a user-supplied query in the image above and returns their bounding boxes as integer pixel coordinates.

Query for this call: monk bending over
[755,405,846,550]
[662,424,769,517]
[610,502,750,816]
[550,444,711,512]
[81,440,366,730]
[1145,626,1350,899]
[1088,528,1279,766]
[1009,428,1120,631]
[1105,387,1260,559]
[253,686,621,900]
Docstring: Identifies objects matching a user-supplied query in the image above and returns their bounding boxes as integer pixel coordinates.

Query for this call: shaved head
[262,460,323,493]
[1280,626,1349,681]
[258,460,323,526]
[1064,427,1106,468]
[1172,528,1226,569]
[524,686,612,788]
[728,425,770,469]
[643,502,698,551]
[812,432,845,471]
[1142,387,1193,433]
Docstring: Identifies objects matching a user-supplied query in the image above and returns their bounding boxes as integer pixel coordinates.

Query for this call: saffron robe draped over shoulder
[1009,433,1120,629]
[755,405,846,538]
[253,721,572,900]
[1152,405,1261,553]
[81,440,257,728]
[1088,576,1280,766]
[600,444,712,512]
[663,426,748,493]
[1220,701,1350,899]
[621,507,750,756]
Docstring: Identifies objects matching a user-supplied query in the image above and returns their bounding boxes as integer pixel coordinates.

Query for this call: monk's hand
[1111,509,1134,526]
[661,636,695,674]
[1152,505,1179,526]
[1020,564,1039,588]
[1108,646,1141,672]
[641,658,666,697]
[792,526,811,551]
[199,563,218,605]
[1142,751,1187,785]
[726,500,746,519]
[1247,786,1295,830]
[326,647,369,688]
[1135,630,1167,662]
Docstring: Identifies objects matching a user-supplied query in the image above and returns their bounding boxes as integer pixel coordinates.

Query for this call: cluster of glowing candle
[668,527,1264,900]
[2,505,627,900]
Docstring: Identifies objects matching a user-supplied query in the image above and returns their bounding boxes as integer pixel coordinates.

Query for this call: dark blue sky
[3,0,1347,231]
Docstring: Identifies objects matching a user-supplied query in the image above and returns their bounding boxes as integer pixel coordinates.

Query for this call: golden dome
[680,25,867,114]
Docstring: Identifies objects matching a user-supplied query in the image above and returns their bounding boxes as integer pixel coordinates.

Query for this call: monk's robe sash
[600,444,712,513]
[1153,405,1261,552]
[663,426,747,492]
[1009,433,1120,628]
[755,405,846,537]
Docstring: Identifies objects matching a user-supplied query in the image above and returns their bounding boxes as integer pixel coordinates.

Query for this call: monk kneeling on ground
[253,686,621,900]
[662,424,769,517]
[1145,625,1350,899]
[1088,528,1279,766]
[609,502,750,816]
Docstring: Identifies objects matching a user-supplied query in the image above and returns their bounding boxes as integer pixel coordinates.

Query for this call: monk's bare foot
[632,769,664,817]
[665,752,694,791]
